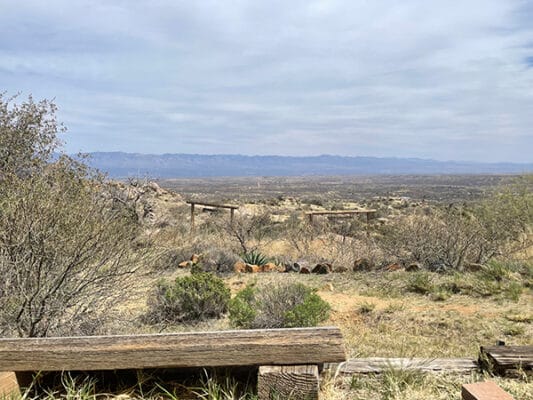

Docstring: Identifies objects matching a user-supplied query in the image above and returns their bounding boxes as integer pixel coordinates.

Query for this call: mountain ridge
[80,152,533,178]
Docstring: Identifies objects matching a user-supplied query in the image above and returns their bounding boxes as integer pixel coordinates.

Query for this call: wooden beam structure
[326,357,478,374]
[0,327,345,400]
[305,209,376,224]
[186,201,239,233]
[0,327,345,372]
[479,345,533,374]
[0,372,20,398]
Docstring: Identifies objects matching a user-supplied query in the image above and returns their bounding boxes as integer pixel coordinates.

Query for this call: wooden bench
[0,327,346,400]
[479,345,533,374]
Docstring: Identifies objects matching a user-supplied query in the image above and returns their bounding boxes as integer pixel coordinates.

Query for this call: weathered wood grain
[258,365,319,400]
[186,201,239,210]
[0,327,346,372]
[480,346,533,372]
[325,358,478,374]
[462,381,514,400]
[0,372,20,398]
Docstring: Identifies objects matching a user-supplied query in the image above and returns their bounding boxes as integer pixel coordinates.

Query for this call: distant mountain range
[81,152,533,178]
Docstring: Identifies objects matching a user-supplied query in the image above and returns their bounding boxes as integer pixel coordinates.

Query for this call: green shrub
[241,251,269,266]
[405,272,434,295]
[147,273,230,323]
[229,282,330,329]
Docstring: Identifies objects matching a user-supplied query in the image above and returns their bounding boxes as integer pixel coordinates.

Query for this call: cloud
[1,0,532,162]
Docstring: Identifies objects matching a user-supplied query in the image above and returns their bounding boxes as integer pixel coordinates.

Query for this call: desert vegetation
[1,94,531,398]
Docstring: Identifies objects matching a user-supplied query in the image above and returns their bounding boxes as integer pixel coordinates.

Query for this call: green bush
[405,272,434,295]
[241,251,269,266]
[229,282,330,329]
[147,273,230,323]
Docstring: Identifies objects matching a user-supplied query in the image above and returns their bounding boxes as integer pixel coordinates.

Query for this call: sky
[1,0,533,163]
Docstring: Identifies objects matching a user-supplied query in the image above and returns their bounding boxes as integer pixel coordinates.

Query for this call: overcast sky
[1,1,532,162]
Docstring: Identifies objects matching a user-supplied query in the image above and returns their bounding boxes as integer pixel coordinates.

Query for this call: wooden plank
[480,346,533,372]
[326,358,478,374]
[186,201,239,210]
[305,209,376,216]
[462,381,514,400]
[258,365,319,400]
[0,327,346,372]
[0,372,21,398]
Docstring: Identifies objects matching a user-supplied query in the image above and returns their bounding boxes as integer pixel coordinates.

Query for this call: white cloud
[0,0,532,162]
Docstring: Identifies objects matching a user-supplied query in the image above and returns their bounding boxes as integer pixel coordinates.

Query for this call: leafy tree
[0,94,142,337]
[0,92,63,176]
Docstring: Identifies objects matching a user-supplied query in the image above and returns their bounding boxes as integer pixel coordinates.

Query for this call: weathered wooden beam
[0,372,21,398]
[479,345,533,373]
[462,381,514,400]
[258,365,319,400]
[0,327,346,372]
[186,201,239,210]
[326,358,478,374]
[305,209,376,216]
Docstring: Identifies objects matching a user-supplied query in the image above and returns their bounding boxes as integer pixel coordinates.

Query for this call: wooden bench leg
[462,381,514,400]
[258,365,319,400]
[0,372,22,398]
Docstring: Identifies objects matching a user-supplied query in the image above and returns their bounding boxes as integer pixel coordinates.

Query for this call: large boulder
[353,258,375,271]
[245,264,262,273]
[312,263,332,274]
[234,261,247,273]
[406,262,422,272]
[261,262,278,272]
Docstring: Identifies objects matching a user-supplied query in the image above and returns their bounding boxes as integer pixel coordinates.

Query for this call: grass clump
[229,282,330,329]
[146,273,230,324]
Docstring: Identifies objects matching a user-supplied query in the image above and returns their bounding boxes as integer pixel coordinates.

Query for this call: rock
[299,266,311,274]
[464,262,484,272]
[147,181,164,195]
[191,254,201,264]
[234,261,247,273]
[275,264,286,272]
[406,262,421,272]
[385,263,402,272]
[353,258,374,271]
[294,260,310,271]
[333,265,348,273]
[178,260,192,268]
[245,264,262,273]
[261,262,278,272]
[312,263,332,274]
[286,263,300,273]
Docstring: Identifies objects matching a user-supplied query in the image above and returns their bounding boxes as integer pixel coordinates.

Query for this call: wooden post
[258,365,319,400]
[462,381,514,400]
[230,208,235,227]
[308,214,314,224]
[0,372,21,398]
[190,203,195,234]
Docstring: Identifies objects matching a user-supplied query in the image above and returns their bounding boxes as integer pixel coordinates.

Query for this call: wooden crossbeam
[480,345,533,373]
[304,209,376,216]
[327,357,478,374]
[186,201,239,210]
[0,327,346,372]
